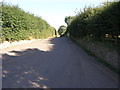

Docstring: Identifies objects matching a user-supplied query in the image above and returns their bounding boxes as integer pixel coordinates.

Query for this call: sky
[3,0,108,30]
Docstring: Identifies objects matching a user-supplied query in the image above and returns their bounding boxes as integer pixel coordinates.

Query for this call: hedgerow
[68,1,120,40]
[1,3,56,42]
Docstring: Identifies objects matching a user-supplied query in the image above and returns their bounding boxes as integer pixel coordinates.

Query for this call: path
[2,37,118,88]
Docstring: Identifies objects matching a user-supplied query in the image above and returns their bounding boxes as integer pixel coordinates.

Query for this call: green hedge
[1,3,56,42]
[68,1,120,40]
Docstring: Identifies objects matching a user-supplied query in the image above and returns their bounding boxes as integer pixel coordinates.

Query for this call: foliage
[58,25,67,36]
[67,1,120,41]
[1,3,56,42]
[71,37,119,74]
[62,16,74,36]
[65,16,74,25]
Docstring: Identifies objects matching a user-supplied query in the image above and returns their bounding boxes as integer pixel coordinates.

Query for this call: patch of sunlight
[29,80,48,88]
[42,85,48,89]
[37,77,48,80]
[2,70,10,77]
[118,35,120,38]
[37,44,54,52]
[3,70,9,74]
[36,79,40,81]
[36,77,48,82]
[1,44,54,56]
[1,39,55,56]
[29,81,41,88]
[23,72,29,74]
[5,52,20,56]
[38,77,44,80]
[16,81,21,83]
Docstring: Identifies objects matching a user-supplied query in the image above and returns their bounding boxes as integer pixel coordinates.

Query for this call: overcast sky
[4,0,108,30]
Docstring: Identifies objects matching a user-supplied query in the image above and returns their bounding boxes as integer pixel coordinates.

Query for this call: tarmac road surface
[2,37,118,88]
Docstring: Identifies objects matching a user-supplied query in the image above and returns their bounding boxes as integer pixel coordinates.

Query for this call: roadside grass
[70,37,119,74]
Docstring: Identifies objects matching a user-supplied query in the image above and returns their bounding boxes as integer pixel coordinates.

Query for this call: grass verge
[70,37,119,74]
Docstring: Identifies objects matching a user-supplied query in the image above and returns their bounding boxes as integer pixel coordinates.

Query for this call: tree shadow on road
[2,37,69,89]
[2,37,119,88]
[2,49,49,88]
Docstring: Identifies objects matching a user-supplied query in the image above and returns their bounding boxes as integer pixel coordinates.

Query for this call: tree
[63,16,74,36]
[65,16,73,25]
[58,25,67,36]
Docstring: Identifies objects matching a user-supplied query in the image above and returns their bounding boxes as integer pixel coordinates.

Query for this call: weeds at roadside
[70,37,120,74]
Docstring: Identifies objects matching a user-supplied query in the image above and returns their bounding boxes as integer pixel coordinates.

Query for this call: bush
[1,3,56,42]
[68,1,120,40]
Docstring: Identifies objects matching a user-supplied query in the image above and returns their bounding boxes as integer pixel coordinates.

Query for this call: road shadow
[2,48,49,88]
[2,37,69,88]
[2,37,119,88]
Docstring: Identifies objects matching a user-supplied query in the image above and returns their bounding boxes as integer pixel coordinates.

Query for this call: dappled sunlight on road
[5,51,21,56]
[2,38,56,88]
[1,38,55,57]
[3,58,49,88]
[2,37,118,88]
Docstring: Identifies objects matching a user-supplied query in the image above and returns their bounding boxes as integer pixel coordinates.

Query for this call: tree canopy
[58,25,67,36]
[65,16,74,25]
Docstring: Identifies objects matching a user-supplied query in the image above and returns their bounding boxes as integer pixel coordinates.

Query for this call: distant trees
[61,16,74,36]
[58,25,67,36]
[65,16,73,25]
[1,3,56,42]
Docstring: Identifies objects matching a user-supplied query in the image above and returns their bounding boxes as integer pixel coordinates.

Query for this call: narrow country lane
[2,37,118,88]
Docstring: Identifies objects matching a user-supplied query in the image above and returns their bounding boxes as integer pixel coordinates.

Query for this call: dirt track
[2,37,118,88]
